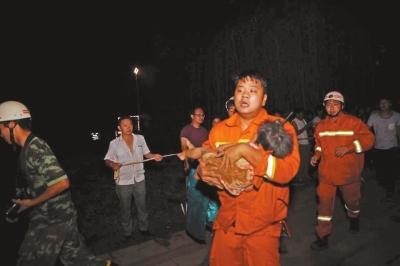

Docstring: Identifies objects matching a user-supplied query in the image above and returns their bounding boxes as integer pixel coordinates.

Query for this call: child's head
[255,120,293,158]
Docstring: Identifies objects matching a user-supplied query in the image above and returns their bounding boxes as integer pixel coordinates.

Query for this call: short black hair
[190,106,204,115]
[118,115,133,125]
[255,120,293,158]
[232,70,267,92]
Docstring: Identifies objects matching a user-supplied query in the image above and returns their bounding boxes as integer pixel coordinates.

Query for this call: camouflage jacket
[19,134,77,225]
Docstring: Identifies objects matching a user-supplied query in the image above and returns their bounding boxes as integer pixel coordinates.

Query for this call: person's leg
[116,184,134,236]
[17,222,62,266]
[209,228,244,266]
[315,182,337,238]
[385,148,398,198]
[132,180,149,231]
[186,168,208,241]
[243,224,281,266]
[199,224,214,266]
[340,181,361,232]
[340,182,361,218]
[59,217,105,266]
[373,149,387,189]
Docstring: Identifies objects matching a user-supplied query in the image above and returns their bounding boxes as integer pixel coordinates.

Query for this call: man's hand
[152,154,163,162]
[335,146,350,157]
[219,144,247,171]
[215,143,239,157]
[14,199,32,213]
[107,161,122,171]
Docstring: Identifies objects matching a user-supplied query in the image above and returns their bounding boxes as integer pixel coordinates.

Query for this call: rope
[113,153,179,181]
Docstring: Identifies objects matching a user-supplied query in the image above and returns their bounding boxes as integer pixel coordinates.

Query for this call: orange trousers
[209,223,281,266]
[316,181,361,238]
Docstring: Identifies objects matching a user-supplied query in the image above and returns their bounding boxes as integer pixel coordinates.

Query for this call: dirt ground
[3,151,188,265]
[66,152,188,255]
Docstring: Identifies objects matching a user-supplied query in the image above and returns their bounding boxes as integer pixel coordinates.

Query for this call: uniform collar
[327,111,345,121]
[224,108,269,127]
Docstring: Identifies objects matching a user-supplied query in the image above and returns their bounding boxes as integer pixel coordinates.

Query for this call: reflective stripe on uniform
[215,142,228,147]
[216,139,249,147]
[345,204,360,214]
[317,215,333,222]
[265,155,277,180]
[353,140,362,153]
[319,131,354,137]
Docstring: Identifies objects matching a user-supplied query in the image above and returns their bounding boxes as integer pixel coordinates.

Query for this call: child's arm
[221,143,263,168]
[177,147,205,160]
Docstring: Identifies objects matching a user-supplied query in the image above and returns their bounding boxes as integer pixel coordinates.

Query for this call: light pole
[133,67,140,115]
[133,67,141,132]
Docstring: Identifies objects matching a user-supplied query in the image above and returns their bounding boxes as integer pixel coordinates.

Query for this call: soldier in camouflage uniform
[0,101,115,266]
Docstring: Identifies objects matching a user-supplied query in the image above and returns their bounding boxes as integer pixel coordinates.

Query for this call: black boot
[310,236,329,251]
[349,217,360,233]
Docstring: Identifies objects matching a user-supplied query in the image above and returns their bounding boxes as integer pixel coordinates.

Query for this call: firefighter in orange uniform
[197,70,300,266]
[310,91,375,250]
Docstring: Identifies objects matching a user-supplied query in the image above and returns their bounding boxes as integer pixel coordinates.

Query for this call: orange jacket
[313,112,375,185]
[206,109,300,234]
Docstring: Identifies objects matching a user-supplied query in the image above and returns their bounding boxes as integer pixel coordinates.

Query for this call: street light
[133,67,141,132]
[133,67,140,115]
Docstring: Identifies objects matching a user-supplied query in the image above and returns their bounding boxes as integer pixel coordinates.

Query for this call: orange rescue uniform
[205,109,300,266]
[313,112,374,237]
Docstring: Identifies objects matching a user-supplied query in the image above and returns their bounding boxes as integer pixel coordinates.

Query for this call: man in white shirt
[367,97,400,202]
[105,116,162,239]
[292,108,311,185]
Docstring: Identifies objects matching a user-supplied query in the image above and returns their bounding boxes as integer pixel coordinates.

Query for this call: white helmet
[323,91,344,105]
[225,96,234,111]
[0,101,31,122]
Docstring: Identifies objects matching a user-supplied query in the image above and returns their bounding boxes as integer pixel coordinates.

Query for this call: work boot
[310,236,329,251]
[349,217,360,233]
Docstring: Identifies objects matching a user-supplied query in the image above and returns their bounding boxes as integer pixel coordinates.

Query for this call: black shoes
[349,217,360,233]
[139,230,155,237]
[310,236,329,251]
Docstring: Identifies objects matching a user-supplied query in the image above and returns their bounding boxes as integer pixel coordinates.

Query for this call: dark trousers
[373,148,399,197]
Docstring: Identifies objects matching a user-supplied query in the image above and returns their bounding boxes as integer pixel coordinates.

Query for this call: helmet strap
[5,121,18,152]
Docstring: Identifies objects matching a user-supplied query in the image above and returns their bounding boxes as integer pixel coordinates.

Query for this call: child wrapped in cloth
[178,120,293,196]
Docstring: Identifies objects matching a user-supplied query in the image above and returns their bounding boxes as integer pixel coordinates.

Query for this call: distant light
[133,67,139,75]
[90,132,100,141]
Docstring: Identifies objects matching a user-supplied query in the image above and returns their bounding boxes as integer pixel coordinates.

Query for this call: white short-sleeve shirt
[104,134,150,185]
[367,111,400,150]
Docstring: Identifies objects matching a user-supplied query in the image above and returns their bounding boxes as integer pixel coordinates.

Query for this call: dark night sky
[1,0,398,154]
[2,1,236,117]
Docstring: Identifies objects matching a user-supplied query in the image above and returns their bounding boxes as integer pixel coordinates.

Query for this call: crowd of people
[1,69,399,266]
